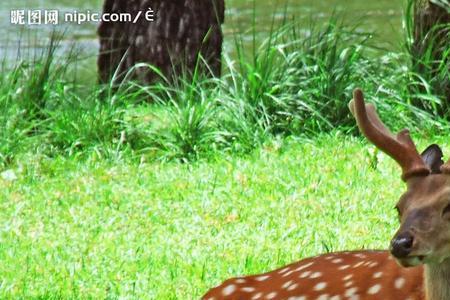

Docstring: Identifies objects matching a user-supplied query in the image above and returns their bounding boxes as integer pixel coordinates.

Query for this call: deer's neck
[425,259,450,300]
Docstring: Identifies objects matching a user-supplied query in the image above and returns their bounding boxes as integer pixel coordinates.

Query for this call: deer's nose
[390,233,414,258]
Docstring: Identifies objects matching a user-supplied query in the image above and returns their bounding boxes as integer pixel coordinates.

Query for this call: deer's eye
[442,203,450,217]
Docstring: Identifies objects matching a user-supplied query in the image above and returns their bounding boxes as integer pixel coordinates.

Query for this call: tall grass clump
[3,35,77,120]
[272,19,372,131]
[403,0,450,116]
[0,35,131,165]
[140,76,221,161]
[43,90,125,158]
[218,16,376,143]
[0,35,73,166]
[0,79,31,166]
[101,62,225,162]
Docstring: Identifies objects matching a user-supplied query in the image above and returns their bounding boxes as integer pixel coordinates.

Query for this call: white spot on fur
[241,287,255,292]
[255,275,270,281]
[252,292,263,300]
[345,287,358,297]
[282,270,295,277]
[300,271,312,278]
[295,262,314,272]
[222,284,236,296]
[266,292,277,299]
[373,272,383,278]
[278,267,290,274]
[343,274,353,281]
[314,282,328,291]
[344,280,354,287]
[282,280,293,289]
[395,277,405,289]
[367,284,381,294]
[310,271,322,279]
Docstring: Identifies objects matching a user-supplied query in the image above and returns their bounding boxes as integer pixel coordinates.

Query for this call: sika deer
[202,89,450,300]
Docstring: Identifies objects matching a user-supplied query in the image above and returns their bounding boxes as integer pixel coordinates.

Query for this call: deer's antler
[349,88,430,181]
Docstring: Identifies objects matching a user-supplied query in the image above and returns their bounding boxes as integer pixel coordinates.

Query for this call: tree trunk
[97,0,225,85]
[412,0,449,111]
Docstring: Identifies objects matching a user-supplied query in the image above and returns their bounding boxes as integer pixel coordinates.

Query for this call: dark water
[0,0,404,67]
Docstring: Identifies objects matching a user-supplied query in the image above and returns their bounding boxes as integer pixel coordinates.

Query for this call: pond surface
[0,0,404,68]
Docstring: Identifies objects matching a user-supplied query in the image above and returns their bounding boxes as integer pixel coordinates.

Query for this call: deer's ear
[421,144,444,174]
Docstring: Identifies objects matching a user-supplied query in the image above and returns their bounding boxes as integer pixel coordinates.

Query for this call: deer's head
[350,89,450,268]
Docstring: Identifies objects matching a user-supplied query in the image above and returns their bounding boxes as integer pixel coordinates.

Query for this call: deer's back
[202,250,424,300]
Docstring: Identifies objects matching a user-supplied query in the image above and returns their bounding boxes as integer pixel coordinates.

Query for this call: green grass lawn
[1,133,446,299]
[0,4,448,299]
